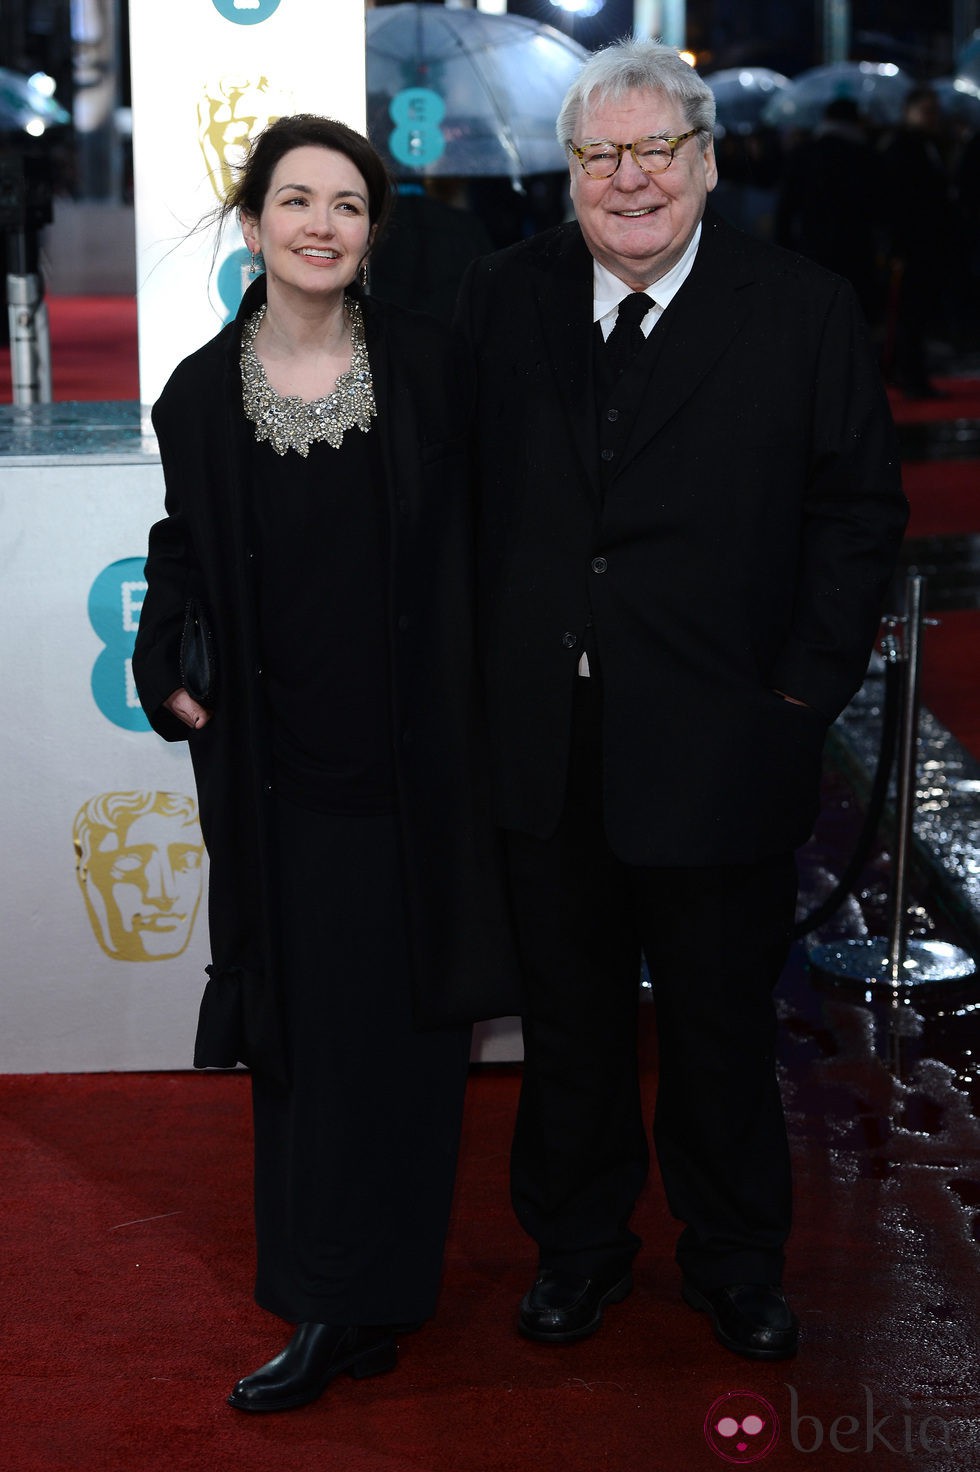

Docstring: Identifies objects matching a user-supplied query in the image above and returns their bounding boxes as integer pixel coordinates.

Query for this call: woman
[133,115,519,1414]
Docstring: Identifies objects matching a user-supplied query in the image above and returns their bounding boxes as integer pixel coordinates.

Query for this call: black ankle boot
[228,1323,397,1413]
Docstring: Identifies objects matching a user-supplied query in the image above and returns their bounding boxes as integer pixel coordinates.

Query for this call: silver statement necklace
[240,297,376,457]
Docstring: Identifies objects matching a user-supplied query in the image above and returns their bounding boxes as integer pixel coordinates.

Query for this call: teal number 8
[388,87,446,168]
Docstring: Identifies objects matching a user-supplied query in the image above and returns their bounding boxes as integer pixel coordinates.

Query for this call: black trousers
[251,799,472,1326]
[505,675,797,1291]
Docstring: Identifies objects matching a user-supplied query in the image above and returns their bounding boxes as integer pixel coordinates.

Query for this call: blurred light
[25,119,47,137]
[28,71,56,98]
[679,51,696,68]
[549,0,605,15]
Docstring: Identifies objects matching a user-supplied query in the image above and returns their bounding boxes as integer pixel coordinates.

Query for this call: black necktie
[605,292,653,380]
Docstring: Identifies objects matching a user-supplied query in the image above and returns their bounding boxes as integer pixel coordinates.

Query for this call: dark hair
[221,114,394,244]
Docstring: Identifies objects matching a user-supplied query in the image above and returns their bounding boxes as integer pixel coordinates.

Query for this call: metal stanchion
[808,571,977,988]
[6,268,51,404]
[1,151,53,405]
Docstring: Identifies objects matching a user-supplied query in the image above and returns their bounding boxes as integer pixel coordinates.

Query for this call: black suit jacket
[457,209,908,866]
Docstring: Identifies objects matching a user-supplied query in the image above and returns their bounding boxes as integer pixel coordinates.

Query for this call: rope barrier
[792,637,902,940]
[804,573,975,985]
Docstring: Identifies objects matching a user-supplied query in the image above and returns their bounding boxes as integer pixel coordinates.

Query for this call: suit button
[600,448,615,462]
[561,631,578,649]
[397,498,409,516]
[591,557,608,574]
[607,409,619,422]
[401,729,414,747]
[397,613,410,631]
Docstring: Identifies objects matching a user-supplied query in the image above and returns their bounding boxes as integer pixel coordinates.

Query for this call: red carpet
[887,375,980,424]
[888,374,980,761]
[4,977,980,1472]
[0,295,139,402]
[902,460,979,539]
[919,608,980,761]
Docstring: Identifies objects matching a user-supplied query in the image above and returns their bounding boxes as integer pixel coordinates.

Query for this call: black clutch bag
[179,596,218,708]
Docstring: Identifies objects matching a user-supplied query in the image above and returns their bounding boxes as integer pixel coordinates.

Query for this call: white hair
[557,38,716,150]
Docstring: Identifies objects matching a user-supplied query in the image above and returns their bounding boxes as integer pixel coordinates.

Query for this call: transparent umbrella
[933,76,980,128]
[705,67,790,136]
[957,32,980,88]
[366,2,588,183]
[0,67,70,135]
[762,61,914,131]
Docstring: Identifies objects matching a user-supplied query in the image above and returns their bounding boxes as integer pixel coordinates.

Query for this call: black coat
[456,209,908,866]
[134,279,522,1081]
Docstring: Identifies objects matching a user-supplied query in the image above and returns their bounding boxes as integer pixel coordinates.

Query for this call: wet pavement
[741,390,980,1467]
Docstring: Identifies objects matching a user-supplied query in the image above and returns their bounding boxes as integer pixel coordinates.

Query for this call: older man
[456,40,906,1360]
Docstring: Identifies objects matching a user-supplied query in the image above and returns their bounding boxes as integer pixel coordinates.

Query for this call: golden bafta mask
[74,792,205,962]
[198,76,285,202]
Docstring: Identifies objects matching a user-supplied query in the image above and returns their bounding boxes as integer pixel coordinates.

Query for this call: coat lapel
[529,225,601,506]
[613,210,759,480]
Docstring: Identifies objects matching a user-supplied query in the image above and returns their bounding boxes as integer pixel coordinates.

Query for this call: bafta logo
[74,792,205,962]
[198,76,286,201]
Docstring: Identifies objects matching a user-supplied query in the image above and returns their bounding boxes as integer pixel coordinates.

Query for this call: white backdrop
[0,454,213,1072]
[0,449,520,1070]
[129,0,367,412]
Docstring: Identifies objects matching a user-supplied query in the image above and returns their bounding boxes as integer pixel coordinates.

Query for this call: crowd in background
[747,85,979,398]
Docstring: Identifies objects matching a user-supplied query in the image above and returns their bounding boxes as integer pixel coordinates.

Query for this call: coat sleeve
[132,389,203,742]
[768,279,908,721]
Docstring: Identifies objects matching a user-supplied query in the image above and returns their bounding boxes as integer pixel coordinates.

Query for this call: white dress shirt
[593,221,702,339]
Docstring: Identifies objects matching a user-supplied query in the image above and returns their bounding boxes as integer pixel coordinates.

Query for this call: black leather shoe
[228,1323,397,1412]
[519,1267,632,1344]
[682,1280,799,1361]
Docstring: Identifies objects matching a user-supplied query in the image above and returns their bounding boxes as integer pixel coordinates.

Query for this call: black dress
[247,423,471,1326]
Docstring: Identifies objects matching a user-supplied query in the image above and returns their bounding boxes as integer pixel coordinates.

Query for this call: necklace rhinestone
[240,298,376,457]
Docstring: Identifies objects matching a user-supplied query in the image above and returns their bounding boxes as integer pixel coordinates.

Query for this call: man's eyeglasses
[567,130,700,179]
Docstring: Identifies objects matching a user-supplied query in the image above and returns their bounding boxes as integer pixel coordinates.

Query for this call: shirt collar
[592,221,702,326]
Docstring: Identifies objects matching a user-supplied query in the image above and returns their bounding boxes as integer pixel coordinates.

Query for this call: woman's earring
[358,260,369,288]
[248,250,261,278]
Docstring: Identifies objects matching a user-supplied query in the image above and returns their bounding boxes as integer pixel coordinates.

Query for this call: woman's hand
[164,687,212,729]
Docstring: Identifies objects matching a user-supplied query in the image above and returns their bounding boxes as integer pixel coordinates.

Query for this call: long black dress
[246,423,471,1326]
